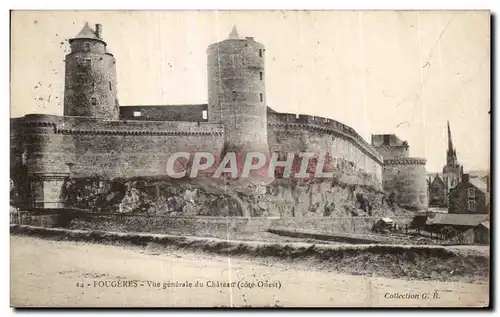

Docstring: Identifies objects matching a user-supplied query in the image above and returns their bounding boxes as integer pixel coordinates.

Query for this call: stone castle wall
[382,157,428,211]
[13,114,225,181]
[12,110,386,201]
[371,134,409,158]
[10,24,430,213]
[267,113,383,187]
[10,111,434,211]
[372,145,408,158]
[120,105,208,122]
[13,112,383,183]
[12,111,433,210]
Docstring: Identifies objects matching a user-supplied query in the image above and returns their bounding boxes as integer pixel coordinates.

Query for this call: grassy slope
[11,225,489,284]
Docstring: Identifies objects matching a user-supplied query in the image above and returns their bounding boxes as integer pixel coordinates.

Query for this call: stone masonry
[10,23,428,212]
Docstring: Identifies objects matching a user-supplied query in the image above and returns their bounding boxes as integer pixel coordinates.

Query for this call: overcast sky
[11,10,490,173]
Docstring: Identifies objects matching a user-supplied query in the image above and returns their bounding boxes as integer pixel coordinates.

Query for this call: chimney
[95,24,102,39]
[462,174,469,183]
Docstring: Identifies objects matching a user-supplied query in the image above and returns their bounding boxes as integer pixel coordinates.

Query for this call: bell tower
[64,22,119,120]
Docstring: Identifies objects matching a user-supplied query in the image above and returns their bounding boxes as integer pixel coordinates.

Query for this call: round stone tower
[207,26,269,155]
[382,158,428,211]
[64,22,119,120]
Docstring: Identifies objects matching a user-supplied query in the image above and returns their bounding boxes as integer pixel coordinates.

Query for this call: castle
[10,23,428,212]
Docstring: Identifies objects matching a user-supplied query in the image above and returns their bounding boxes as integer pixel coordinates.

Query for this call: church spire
[446,120,458,167]
[228,25,240,39]
[447,120,453,152]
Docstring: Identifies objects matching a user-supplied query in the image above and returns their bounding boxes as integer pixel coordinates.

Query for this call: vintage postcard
[10,10,490,307]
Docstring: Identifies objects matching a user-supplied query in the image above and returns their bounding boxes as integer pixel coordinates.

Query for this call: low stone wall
[271,217,414,235]
[268,228,381,244]
[66,214,415,239]
[11,213,66,227]
[69,214,275,240]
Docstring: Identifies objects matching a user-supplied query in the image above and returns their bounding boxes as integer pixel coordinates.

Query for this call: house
[428,174,447,207]
[448,174,490,214]
[474,221,490,245]
[425,213,490,244]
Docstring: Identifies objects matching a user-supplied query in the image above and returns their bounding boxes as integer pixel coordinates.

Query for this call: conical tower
[64,22,119,120]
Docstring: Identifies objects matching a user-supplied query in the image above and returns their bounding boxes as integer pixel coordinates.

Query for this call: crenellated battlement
[55,129,223,136]
[269,113,368,143]
[18,114,224,136]
[268,113,383,164]
[383,157,427,166]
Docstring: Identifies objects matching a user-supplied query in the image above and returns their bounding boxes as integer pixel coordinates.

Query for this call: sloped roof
[449,177,490,202]
[427,207,448,213]
[426,213,489,227]
[479,221,490,230]
[469,177,488,193]
[371,134,407,147]
[70,22,102,43]
[427,172,443,179]
[266,106,277,113]
[431,174,445,186]
[461,177,490,203]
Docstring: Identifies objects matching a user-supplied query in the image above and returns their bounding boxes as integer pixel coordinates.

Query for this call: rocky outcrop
[61,176,411,218]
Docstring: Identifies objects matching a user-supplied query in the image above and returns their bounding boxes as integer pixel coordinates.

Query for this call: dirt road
[10,235,489,307]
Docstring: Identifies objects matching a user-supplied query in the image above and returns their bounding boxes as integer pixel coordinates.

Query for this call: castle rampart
[267,113,383,186]
[13,115,224,181]
[10,23,431,212]
[268,112,383,164]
